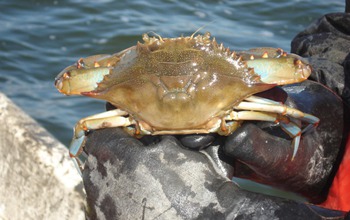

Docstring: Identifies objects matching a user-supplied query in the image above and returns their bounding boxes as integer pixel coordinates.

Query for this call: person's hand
[222,80,345,203]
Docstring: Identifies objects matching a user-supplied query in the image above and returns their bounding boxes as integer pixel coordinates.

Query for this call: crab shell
[55,32,311,134]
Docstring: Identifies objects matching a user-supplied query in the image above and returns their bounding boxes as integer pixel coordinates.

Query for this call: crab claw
[55,51,134,95]
[238,48,312,85]
[55,54,117,95]
[55,65,110,95]
[247,55,311,85]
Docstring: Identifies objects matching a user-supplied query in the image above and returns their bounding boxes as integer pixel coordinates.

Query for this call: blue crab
[55,32,319,175]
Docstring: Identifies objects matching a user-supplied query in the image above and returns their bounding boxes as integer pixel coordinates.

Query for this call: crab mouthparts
[162,91,191,104]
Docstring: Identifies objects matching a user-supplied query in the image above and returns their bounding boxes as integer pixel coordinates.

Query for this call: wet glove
[83,126,347,219]
[223,80,344,204]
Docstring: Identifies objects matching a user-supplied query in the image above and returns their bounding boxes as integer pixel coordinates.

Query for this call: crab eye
[276,48,284,58]
[77,58,85,69]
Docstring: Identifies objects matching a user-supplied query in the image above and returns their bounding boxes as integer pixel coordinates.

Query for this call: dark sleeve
[291,12,350,107]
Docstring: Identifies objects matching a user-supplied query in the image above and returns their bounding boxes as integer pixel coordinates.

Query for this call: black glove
[291,12,350,108]
[83,127,347,220]
[223,80,344,204]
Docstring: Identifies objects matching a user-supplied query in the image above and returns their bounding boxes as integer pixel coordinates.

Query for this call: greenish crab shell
[55,32,311,133]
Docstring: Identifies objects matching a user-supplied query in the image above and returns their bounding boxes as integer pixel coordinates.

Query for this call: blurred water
[0,0,344,145]
[0,1,345,197]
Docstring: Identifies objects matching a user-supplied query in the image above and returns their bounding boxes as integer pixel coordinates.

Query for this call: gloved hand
[291,10,350,212]
[83,125,347,220]
[222,80,344,204]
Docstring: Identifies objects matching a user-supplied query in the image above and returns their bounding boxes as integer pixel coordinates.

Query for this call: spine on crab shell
[230,51,237,59]
[211,37,218,47]
[209,37,239,60]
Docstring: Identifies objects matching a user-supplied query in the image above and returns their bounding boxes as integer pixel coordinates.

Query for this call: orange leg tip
[220,119,228,132]
[134,122,141,135]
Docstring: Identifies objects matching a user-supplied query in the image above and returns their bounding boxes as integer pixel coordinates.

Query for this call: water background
[0,0,345,199]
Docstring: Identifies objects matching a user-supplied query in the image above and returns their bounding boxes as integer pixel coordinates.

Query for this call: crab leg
[235,100,319,126]
[226,96,319,159]
[226,111,302,159]
[69,109,134,175]
[246,95,319,133]
[245,95,280,105]
[279,119,301,159]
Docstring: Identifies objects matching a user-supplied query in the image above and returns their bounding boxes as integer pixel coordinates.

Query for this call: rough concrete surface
[0,92,85,220]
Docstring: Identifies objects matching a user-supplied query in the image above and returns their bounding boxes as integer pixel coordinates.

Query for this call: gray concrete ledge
[0,92,85,220]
